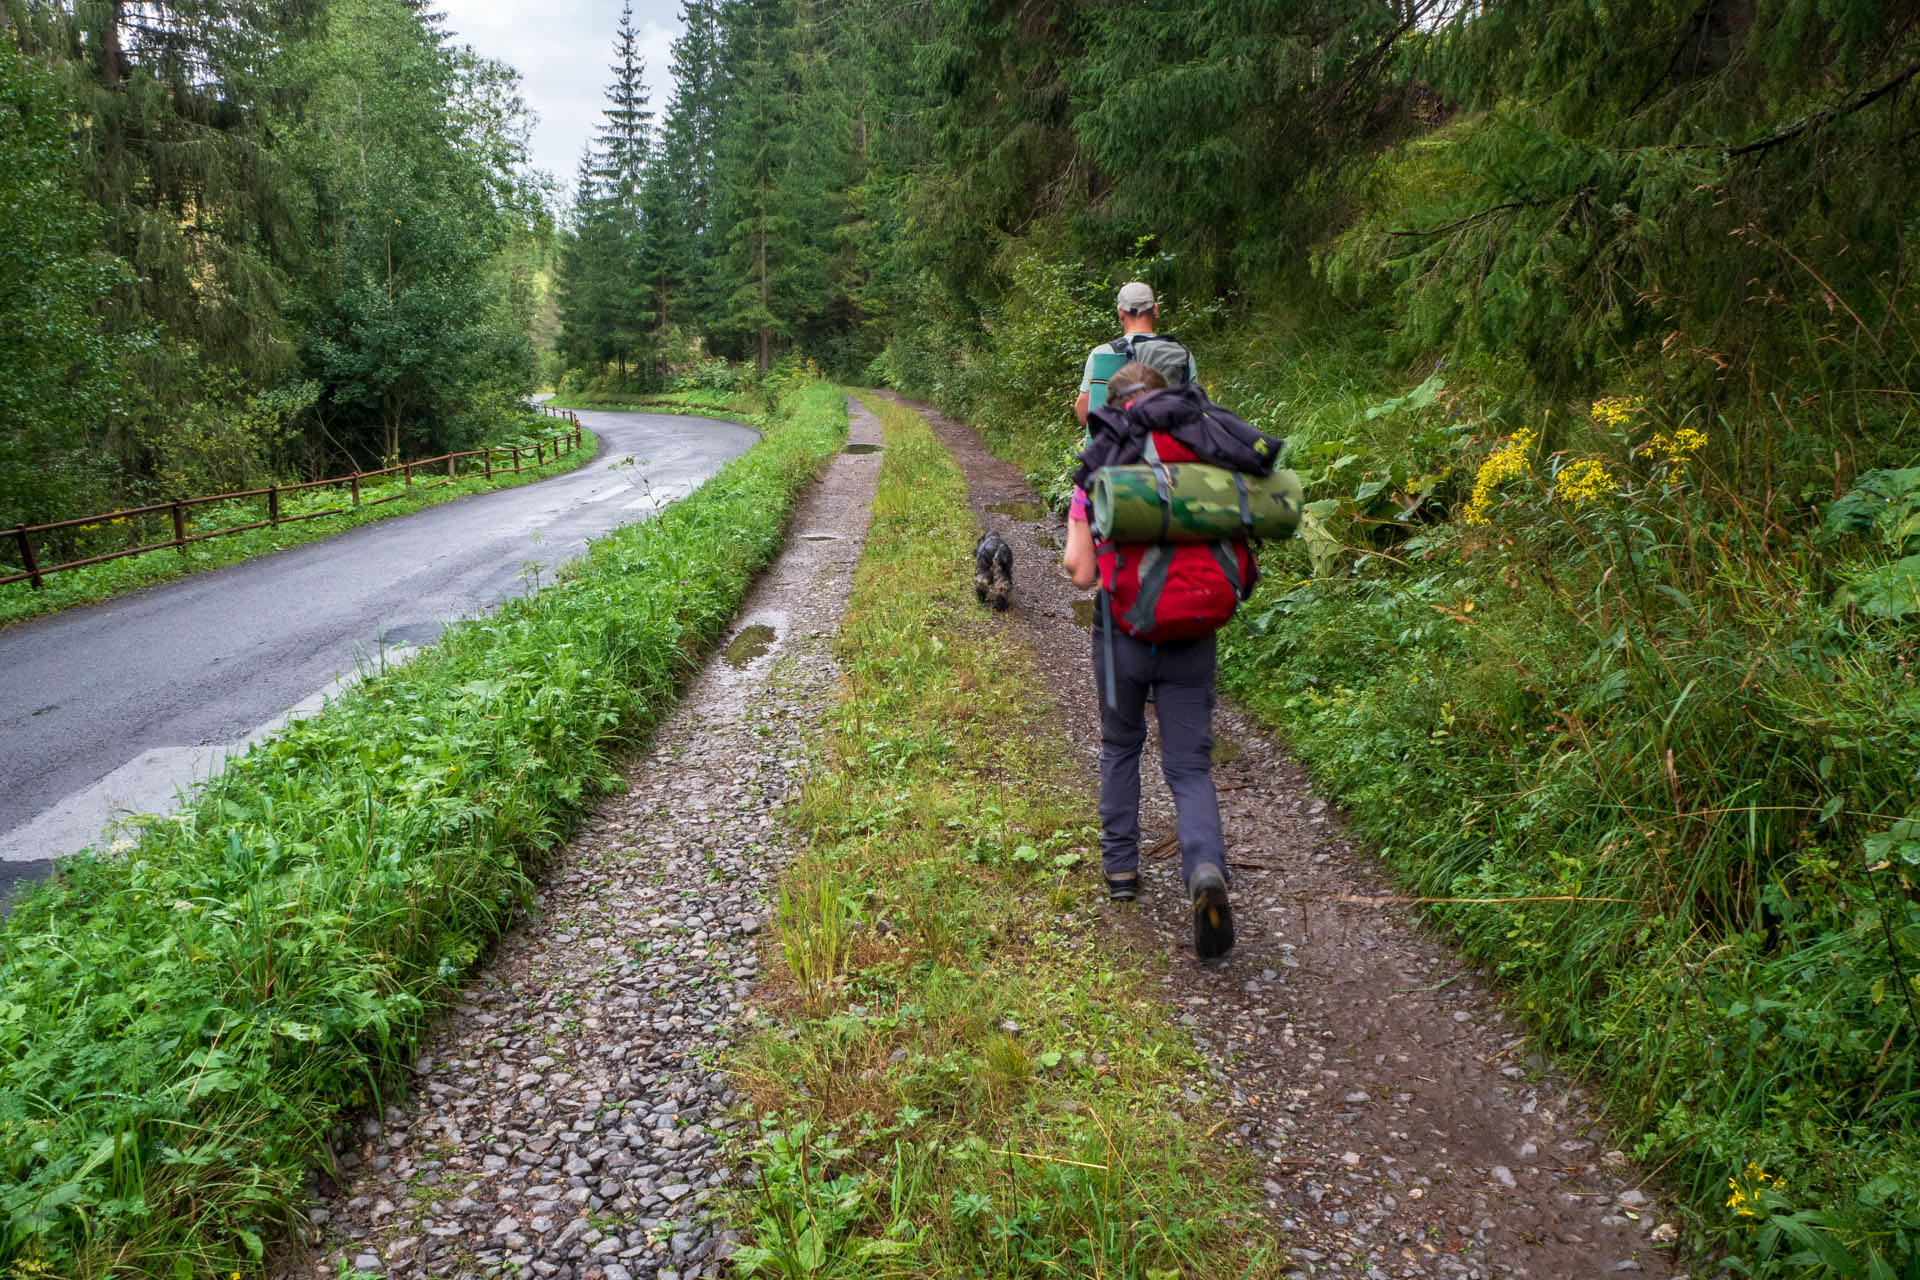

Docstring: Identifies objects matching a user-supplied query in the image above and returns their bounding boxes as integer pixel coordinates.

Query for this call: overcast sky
[437,0,684,191]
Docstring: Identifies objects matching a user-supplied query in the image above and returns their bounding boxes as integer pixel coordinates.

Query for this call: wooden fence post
[350,472,361,506]
[171,500,187,553]
[404,462,413,488]
[536,441,545,466]
[13,524,41,590]
[484,450,493,479]
[513,446,522,473]
[268,485,280,527]
[447,455,455,480]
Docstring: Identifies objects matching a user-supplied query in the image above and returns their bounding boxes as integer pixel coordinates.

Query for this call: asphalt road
[0,408,759,900]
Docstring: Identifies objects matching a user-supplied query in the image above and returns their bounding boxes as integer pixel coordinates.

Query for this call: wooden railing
[3,408,584,590]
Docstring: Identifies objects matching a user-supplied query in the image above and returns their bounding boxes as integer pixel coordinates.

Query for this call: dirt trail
[888,393,1685,1280]
[281,400,884,1280]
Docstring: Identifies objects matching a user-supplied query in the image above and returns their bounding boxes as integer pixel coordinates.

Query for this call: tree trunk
[757,214,770,373]
[101,1,126,86]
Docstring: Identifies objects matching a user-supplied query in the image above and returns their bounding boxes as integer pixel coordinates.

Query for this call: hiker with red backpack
[1063,360,1290,959]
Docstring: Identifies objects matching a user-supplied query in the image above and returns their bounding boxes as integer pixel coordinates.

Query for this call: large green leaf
[1850,554,1920,619]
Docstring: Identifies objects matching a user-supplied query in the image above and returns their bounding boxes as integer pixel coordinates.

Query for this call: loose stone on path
[282,399,883,1280]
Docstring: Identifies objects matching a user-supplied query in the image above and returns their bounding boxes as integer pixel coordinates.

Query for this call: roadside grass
[547,389,746,414]
[725,392,1279,1279]
[0,382,846,1278]
[0,419,598,631]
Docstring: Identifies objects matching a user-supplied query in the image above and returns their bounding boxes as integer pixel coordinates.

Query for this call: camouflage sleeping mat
[1091,462,1303,542]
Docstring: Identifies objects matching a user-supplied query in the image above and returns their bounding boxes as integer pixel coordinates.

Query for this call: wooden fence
[3,406,584,590]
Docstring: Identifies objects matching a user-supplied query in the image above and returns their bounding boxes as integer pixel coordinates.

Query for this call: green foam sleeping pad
[1092,461,1303,542]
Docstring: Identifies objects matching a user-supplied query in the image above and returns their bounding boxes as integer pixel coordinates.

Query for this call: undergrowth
[726,392,1278,1279]
[0,381,846,1277]
[0,418,597,631]
[545,389,746,414]
[1213,330,1920,1277]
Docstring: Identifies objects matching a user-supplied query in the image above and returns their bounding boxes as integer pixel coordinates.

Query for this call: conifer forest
[6,0,1920,1277]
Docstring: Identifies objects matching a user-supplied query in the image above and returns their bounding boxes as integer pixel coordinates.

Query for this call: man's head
[1116,281,1158,333]
[1107,360,1167,407]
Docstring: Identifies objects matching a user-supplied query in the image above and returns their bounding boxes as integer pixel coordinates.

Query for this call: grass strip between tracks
[0,419,600,632]
[0,382,846,1278]
[726,392,1278,1279]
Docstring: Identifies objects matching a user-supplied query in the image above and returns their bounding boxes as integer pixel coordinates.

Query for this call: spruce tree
[0,34,132,530]
[660,0,724,325]
[595,2,654,207]
[709,3,792,370]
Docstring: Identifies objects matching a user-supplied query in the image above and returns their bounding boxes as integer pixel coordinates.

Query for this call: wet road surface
[0,409,758,899]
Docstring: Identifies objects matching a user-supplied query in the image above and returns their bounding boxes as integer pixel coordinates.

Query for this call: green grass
[546,388,749,414]
[0,419,598,631]
[0,381,847,1278]
[725,391,1279,1280]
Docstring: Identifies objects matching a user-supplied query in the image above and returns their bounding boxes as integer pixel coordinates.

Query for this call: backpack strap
[1121,544,1176,634]
[1208,541,1246,601]
[1232,471,1254,534]
[1109,335,1133,355]
[1143,434,1173,541]
[1100,587,1118,712]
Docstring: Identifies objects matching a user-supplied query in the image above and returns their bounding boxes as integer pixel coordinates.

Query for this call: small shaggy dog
[973,531,1014,610]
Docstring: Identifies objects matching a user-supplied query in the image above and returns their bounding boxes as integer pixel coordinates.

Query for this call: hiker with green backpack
[1064,357,1301,959]
[1075,282,1198,427]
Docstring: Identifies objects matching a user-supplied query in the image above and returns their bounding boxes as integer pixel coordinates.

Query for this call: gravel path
[889,393,1690,1280]
[283,400,882,1280]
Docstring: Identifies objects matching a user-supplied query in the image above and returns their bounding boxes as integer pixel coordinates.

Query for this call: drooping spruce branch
[1726,56,1920,158]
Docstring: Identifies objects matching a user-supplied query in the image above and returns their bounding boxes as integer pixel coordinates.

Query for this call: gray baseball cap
[1117,281,1156,313]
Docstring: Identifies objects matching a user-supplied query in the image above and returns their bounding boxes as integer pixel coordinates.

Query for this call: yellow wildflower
[1644,428,1707,465]
[1554,459,1615,510]
[1463,428,1536,526]
[1590,396,1643,430]
[1726,1161,1783,1218]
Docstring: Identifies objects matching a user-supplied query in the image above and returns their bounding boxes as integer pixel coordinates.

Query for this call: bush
[1218,360,1920,1275]
[0,381,846,1277]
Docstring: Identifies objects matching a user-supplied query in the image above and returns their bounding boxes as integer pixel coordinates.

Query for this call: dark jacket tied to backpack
[1073,383,1280,492]
[1077,385,1285,646]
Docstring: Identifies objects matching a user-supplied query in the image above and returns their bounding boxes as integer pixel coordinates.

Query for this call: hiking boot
[1106,876,1140,903]
[1189,864,1234,958]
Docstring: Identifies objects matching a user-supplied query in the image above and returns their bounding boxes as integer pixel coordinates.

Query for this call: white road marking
[582,482,634,503]
[0,645,418,864]
[622,484,685,511]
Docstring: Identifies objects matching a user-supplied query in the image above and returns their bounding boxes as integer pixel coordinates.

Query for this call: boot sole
[1193,880,1234,958]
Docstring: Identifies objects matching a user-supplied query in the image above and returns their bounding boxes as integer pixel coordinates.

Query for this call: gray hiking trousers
[1090,627,1227,887]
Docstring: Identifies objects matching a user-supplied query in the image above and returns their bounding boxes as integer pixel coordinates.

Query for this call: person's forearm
[1064,517,1096,589]
[1074,391,1090,426]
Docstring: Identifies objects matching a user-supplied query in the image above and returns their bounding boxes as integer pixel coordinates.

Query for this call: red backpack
[1094,431,1257,643]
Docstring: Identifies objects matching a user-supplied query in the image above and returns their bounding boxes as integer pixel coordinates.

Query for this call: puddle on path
[801,534,840,542]
[723,623,777,667]
[1072,599,1097,626]
[987,501,1047,521]
[842,444,883,455]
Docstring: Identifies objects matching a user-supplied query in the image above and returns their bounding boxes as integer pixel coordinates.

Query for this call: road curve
[0,409,759,899]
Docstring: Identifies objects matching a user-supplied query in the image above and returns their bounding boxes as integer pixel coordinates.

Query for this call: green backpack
[1109,332,1193,387]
